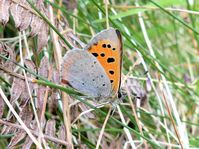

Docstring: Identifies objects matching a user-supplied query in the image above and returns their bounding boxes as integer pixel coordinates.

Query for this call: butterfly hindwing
[84,28,122,98]
[61,48,112,99]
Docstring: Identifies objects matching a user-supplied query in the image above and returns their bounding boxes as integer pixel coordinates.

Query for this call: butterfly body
[61,28,122,101]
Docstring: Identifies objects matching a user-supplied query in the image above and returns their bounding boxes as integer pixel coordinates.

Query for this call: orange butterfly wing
[85,28,122,98]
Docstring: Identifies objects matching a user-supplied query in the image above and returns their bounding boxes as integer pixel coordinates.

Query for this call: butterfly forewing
[61,49,112,99]
[85,28,122,97]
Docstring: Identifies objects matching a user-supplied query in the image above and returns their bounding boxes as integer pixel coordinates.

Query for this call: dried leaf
[19,1,32,31]
[57,124,66,149]
[48,69,59,114]
[30,14,43,36]
[37,2,49,52]
[48,92,59,114]
[0,95,5,118]
[0,43,16,72]
[24,59,36,74]
[45,119,56,137]
[37,85,46,112]
[22,136,33,149]
[9,72,30,104]
[47,84,59,119]
[10,1,23,28]
[57,23,74,49]
[19,104,33,125]
[20,78,34,102]
[30,1,47,36]
[52,68,60,84]
[37,56,49,111]
[0,43,6,66]
[79,144,89,149]
[22,59,36,101]
[38,56,49,78]
[79,103,95,119]
[125,78,147,107]
[21,85,34,102]
[1,125,16,136]
[109,138,122,149]
[10,0,32,30]
[8,130,26,148]
[58,124,66,141]
[10,78,25,104]
[9,105,33,147]
[70,104,79,122]
[0,0,49,49]
[0,42,3,52]
[101,137,109,149]
[37,21,49,52]
[0,0,11,25]
[9,103,33,147]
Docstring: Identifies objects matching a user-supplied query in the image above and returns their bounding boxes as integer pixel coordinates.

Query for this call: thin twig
[0,66,31,81]
[62,92,73,149]
[39,66,53,126]
[117,105,136,149]
[125,86,148,148]
[49,0,63,70]
[95,107,111,149]
[161,89,184,149]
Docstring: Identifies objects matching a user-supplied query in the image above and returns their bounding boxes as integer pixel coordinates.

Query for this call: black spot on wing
[91,61,97,67]
[102,44,106,48]
[92,53,98,57]
[109,70,114,75]
[107,58,115,63]
[107,44,111,48]
[100,53,105,57]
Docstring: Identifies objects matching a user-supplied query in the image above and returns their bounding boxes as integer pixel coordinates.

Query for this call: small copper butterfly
[61,28,122,101]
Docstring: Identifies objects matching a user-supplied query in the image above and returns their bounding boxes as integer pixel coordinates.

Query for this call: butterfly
[61,28,122,101]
